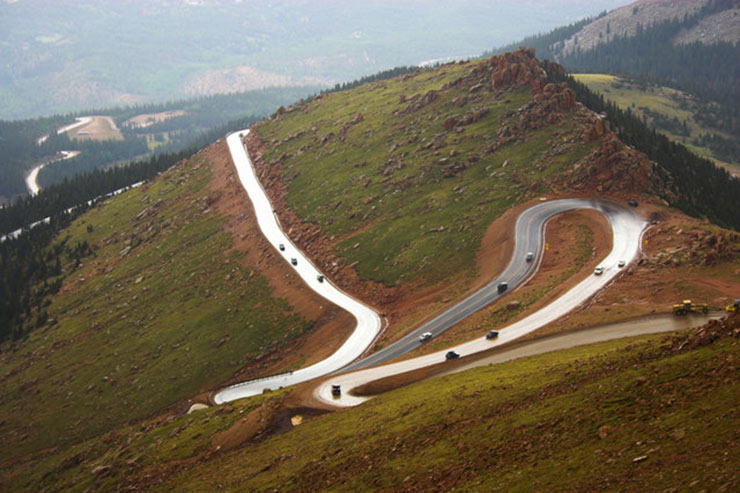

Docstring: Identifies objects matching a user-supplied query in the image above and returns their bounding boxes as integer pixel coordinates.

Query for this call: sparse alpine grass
[0,152,313,462]
[257,60,594,288]
[573,73,737,166]
[5,320,738,491]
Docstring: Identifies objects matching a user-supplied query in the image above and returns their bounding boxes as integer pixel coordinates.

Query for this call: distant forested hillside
[545,64,740,231]
[0,86,312,201]
[493,0,740,163]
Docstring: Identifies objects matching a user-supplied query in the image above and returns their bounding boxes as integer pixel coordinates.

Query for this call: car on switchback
[445,351,460,360]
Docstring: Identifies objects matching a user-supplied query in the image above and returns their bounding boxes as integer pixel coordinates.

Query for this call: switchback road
[217,129,648,407]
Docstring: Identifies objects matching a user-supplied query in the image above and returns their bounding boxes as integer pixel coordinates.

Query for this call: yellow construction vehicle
[673,299,709,315]
[726,299,739,312]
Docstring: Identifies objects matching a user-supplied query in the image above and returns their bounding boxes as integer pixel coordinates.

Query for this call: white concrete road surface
[28,116,92,195]
[213,131,382,404]
[319,312,718,407]
[35,116,92,146]
[217,127,656,409]
[315,198,648,406]
[342,198,644,372]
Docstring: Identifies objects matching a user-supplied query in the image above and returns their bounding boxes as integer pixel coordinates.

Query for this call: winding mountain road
[27,116,92,195]
[315,201,647,406]
[214,131,382,404]
[342,199,643,372]
[216,129,649,406]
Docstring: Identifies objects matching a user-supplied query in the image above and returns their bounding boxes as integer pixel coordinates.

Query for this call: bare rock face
[487,48,545,91]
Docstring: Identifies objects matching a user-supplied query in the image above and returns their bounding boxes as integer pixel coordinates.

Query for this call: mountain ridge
[2,47,740,490]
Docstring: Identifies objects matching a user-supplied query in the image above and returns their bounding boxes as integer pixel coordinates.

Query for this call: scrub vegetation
[573,73,739,167]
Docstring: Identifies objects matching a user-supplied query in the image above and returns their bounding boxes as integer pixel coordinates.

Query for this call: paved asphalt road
[341,199,642,372]
[216,129,648,407]
[315,200,646,406]
[440,311,724,378]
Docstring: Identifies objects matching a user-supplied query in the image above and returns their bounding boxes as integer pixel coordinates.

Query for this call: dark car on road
[497,282,508,293]
[445,351,460,360]
[486,330,499,340]
[291,258,298,266]
[331,384,341,396]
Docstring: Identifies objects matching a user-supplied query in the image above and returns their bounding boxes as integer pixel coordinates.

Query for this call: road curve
[25,150,81,196]
[315,201,647,406]
[36,116,93,146]
[218,127,649,408]
[342,198,644,372]
[29,116,92,195]
[213,131,382,404]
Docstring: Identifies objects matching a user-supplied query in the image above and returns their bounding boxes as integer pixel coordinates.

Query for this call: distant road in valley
[27,116,92,195]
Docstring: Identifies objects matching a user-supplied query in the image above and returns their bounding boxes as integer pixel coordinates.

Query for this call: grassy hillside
[254,52,599,290]
[0,144,315,462]
[573,74,739,170]
[6,315,738,491]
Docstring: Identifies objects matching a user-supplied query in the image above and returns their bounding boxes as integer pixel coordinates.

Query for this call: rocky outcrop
[666,311,740,352]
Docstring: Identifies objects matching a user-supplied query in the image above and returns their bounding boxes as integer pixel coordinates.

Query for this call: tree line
[546,64,740,231]
[559,0,739,138]
[489,0,739,163]
[0,86,314,200]
[0,114,259,344]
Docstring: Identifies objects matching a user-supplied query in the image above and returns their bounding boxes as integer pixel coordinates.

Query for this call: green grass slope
[7,315,738,491]
[253,50,601,289]
[0,146,314,462]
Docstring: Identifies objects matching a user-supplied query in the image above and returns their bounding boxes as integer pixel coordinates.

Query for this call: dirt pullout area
[200,140,354,384]
[542,202,740,336]
[69,116,123,141]
[123,110,186,129]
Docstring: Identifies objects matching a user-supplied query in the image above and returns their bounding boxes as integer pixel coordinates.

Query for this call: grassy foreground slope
[0,143,316,462]
[7,315,738,491]
[252,50,616,291]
